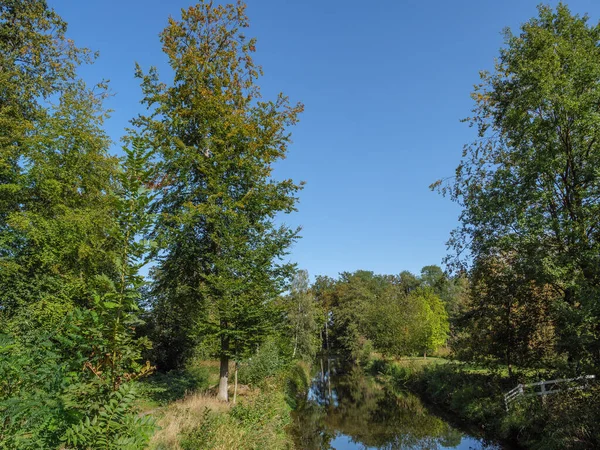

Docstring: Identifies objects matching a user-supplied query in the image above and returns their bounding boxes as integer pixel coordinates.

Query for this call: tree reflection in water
[290,361,498,450]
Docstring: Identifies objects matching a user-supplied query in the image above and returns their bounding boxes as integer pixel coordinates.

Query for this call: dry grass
[149,391,229,450]
[148,378,293,450]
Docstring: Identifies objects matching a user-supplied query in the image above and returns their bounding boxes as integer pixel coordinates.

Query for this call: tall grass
[404,362,600,449]
[145,357,310,450]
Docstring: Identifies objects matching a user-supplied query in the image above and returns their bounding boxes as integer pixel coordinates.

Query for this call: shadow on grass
[142,367,213,405]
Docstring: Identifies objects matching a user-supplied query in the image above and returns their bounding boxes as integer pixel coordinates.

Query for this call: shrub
[63,383,155,450]
[179,379,293,450]
[238,340,284,386]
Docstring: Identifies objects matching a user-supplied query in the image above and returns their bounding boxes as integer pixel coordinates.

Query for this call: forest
[1,1,600,449]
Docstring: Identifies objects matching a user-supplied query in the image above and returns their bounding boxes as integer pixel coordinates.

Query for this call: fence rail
[504,375,595,411]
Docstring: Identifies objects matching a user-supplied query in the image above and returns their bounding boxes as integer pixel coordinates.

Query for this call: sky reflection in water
[290,361,501,450]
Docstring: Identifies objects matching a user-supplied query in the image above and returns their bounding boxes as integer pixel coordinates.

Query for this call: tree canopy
[435,2,600,371]
[134,0,304,401]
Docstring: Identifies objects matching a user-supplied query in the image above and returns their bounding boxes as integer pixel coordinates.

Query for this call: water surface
[290,360,502,450]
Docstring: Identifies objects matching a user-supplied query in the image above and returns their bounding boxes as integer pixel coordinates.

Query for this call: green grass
[400,361,600,449]
[142,359,308,450]
[136,360,221,416]
[393,356,449,368]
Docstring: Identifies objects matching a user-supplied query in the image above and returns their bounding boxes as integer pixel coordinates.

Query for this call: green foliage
[434,2,600,370]
[179,379,294,450]
[1,47,155,448]
[0,0,118,326]
[179,408,223,450]
[0,311,155,449]
[422,5,600,447]
[141,367,213,406]
[323,269,451,360]
[63,383,155,450]
[283,361,311,409]
[327,271,389,359]
[0,333,69,449]
[412,362,600,449]
[383,363,415,389]
[135,2,303,403]
[453,254,558,376]
[411,287,450,356]
[282,270,322,361]
[238,339,284,386]
[0,327,155,449]
[416,364,510,436]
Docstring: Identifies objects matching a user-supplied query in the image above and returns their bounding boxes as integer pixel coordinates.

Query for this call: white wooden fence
[504,375,595,411]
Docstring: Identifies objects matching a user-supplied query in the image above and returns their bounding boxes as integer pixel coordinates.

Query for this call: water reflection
[290,360,500,450]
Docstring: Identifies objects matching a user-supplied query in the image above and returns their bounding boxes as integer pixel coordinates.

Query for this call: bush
[412,362,600,449]
[0,333,155,450]
[238,340,284,386]
[521,386,600,450]
[179,379,293,450]
[179,408,224,450]
[63,383,155,450]
[387,364,414,388]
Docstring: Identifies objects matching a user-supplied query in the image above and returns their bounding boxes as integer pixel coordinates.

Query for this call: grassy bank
[369,357,600,449]
[139,359,311,450]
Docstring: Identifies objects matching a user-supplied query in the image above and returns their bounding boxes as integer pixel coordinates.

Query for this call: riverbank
[139,359,310,449]
[369,357,600,450]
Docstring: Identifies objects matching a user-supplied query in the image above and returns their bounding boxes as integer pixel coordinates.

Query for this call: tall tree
[0,0,118,329]
[454,253,555,377]
[0,3,154,445]
[433,3,600,369]
[313,275,336,351]
[284,270,321,361]
[329,271,389,362]
[409,287,449,358]
[420,265,469,322]
[135,1,303,401]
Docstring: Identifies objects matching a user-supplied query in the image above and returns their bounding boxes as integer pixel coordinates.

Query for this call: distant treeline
[312,267,467,362]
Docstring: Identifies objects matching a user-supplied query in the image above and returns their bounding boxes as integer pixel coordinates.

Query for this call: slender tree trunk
[233,361,238,404]
[324,315,329,351]
[217,332,229,402]
[292,298,301,358]
[320,357,324,383]
[293,332,298,358]
[327,357,332,402]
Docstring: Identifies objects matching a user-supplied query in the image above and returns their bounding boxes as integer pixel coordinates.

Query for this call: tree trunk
[292,299,301,358]
[293,332,298,358]
[233,361,238,404]
[327,357,332,402]
[324,316,329,351]
[217,353,229,402]
[217,333,229,402]
[320,357,324,383]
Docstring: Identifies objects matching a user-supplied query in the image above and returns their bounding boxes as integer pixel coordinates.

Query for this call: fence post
[540,382,546,406]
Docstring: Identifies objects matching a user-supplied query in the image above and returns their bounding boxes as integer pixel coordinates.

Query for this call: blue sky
[51,0,600,279]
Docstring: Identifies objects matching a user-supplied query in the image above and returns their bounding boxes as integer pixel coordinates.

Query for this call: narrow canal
[290,359,502,450]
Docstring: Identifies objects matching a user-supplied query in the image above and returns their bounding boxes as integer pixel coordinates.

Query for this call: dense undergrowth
[144,346,311,450]
[369,357,600,450]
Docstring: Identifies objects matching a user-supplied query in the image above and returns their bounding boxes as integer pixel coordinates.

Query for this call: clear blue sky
[51,0,600,279]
